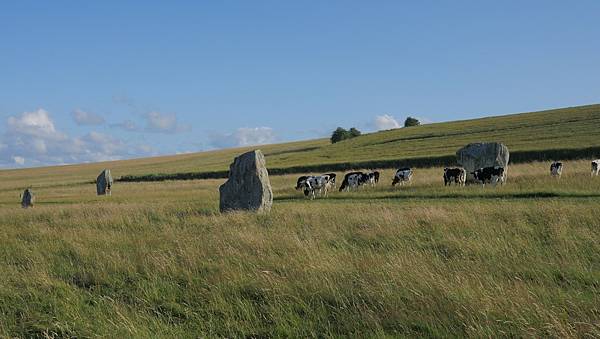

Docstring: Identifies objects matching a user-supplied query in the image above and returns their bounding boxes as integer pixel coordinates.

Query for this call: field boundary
[116,146,600,182]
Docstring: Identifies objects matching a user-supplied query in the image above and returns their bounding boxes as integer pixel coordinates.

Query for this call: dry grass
[0,160,599,337]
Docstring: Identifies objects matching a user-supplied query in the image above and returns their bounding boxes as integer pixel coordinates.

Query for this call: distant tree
[404,117,421,127]
[349,127,362,137]
[330,127,362,143]
[331,127,349,144]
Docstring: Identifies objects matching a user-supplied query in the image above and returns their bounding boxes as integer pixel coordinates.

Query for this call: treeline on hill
[117,146,600,182]
[329,117,420,144]
[330,127,361,143]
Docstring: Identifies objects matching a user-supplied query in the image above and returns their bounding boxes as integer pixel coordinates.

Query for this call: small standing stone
[219,150,273,213]
[97,169,113,195]
[21,188,34,208]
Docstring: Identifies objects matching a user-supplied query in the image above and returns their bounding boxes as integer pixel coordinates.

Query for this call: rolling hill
[1,104,599,188]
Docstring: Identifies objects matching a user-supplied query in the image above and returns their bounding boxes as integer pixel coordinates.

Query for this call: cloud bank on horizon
[0,109,158,167]
[0,105,413,168]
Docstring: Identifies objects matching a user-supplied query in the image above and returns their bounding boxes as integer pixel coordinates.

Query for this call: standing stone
[21,188,34,208]
[96,169,113,195]
[219,150,273,213]
[456,142,510,182]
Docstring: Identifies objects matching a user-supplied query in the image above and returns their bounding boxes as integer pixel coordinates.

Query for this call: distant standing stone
[219,150,273,213]
[456,142,510,182]
[97,169,113,195]
[21,188,34,208]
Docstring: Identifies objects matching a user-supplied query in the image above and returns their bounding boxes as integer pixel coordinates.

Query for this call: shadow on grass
[274,191,600,202]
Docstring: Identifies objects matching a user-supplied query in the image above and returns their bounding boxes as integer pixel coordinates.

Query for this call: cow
[550,162,563,178]
[392,168,413,186]
[299,175,332,199]
[443,167,466,186]
[592,160,600,177]
[322,173,337,188]
[295,175,310,190]
[366,171,380,187]
[339,171,369,191]
[472,166,505,186]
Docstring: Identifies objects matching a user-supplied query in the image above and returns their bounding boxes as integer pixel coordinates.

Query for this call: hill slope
[1,104,599,188]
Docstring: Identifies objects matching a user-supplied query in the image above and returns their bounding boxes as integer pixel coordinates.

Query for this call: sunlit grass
[0,160,599,337]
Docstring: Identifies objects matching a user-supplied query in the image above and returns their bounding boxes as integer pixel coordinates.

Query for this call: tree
[349,128,362,137]
[331,127,349,144]
[404,117,420,127]
[330,127,362,143]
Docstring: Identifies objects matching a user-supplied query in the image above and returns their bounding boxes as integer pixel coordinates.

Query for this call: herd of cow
[295,159,600,199]
[550,159,600,178]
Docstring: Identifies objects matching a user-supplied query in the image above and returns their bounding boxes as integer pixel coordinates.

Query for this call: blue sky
[1,1,599,167]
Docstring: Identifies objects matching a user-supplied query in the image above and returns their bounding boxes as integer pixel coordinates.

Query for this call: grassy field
[1,104,600,337]
[1,159,600,337]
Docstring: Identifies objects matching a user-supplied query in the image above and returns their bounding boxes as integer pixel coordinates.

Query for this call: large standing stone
[219,150,273,213]
[96,169,113,195]
[21,188,34,208]
[456,142,510,182]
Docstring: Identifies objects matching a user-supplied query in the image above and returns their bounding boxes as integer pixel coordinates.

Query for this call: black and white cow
[322,173,337,188]
[592,160,600,177]
[366,171,380,187]
[472,166,505,186]
[339,171,369,191]
[295,175,310,190]
[300,175,333,199]
[392,168,413,186]
[550,161,563,178]
[443,167,466,186]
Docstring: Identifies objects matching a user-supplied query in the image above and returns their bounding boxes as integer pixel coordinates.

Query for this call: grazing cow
[366,171,380,187]
[443,167,466,186]
[339,171,369,191]
[550,162,563,178]
[295,175,310,190]
[592,160,600,176]
[472,166,505,186]
[300,175,333,199]
[392,168,413,186]
[322,173,337,188]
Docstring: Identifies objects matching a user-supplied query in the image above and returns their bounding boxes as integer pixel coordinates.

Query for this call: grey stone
[456,142,510,182]
[21,188,34,208]
[219,150,273,213]
[96,169,113,195]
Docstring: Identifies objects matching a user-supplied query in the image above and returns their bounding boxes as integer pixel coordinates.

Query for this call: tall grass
[0,160,599,337]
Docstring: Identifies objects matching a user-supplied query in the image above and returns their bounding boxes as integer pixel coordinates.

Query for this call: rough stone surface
[456,142,510,182]
[97,169,113,195]
[21,188,34,208]
[219,150,273,213]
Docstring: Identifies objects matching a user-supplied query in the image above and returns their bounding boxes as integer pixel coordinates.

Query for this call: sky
[1,1,599,168]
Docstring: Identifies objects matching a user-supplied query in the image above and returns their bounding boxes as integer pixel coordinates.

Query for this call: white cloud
[7,108,65,140]
[72,109,105,126]
[13,156,25,165]
[145,111,188,133]
[0,109,154,168]
[208,127,277,149]
[374,114,401,131]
